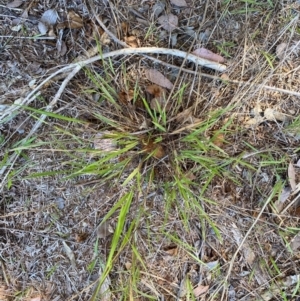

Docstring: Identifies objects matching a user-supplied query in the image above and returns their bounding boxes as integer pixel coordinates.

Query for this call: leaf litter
[157,13,178,32]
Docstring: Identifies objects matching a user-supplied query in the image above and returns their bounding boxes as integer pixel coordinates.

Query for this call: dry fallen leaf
[193,284,209,298]
[276,43,287,60]
[94,132,117,152]
[152,1,165,18]
[193,47,225,63]
[97,220,111,239]
[290,233,300,252]
[121,22,129,36]
[153,144,165,159]
[220,73,230,81]
[146,84,166,98]
[170,0,188,7]
[38,9,58,35]
[145,69,174,89]
[41,9,58,25]
[264,108,287,122]
[37,21,47,35]
[58,11,83,29]
[119,90,134,104]
[56,40,67,56]
[175,107,193,123]
[7,0,23,8]
[164,246,178,256]
[124,36,139,47]
[142,139,165,159]
[125,261,132,270]
[67,11,83,28]
[211,133,225,147]
[62,241,76,268]
[288,162,296,191]
[147,85,169,111]
[75,232,89,242]
[274,186,291,213]
[157,13,178,32]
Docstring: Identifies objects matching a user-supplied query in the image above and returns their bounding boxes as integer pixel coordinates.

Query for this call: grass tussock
[1,0,300,300]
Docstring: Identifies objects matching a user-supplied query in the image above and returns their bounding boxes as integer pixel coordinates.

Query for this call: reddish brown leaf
[145,69,174,89]
[75,232,89,242]
[164,246,178,256]
[153,144,165,159]
[142,139,165,159]
[119,90,134,104]
[146,84,166,98]
[193,47,225,63]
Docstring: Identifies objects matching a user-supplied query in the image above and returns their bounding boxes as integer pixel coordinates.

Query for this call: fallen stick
[0,47,226,123]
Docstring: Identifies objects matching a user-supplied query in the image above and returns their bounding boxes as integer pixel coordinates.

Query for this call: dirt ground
[1,0,300,300]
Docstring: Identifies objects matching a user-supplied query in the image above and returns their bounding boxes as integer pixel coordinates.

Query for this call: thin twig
[144,55,300,97]
[0,35,56,40]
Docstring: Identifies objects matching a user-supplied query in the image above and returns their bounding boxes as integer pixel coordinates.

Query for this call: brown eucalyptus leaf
[146,84,166,98]
[7,0,23,8]
[175,107,193,123]
[145,69,174,89]
[157,13,178,32]
[153,144,165,159]
[58,11,83,29]
[124,36,139,47]
[119,90,134,104]
[67,11,83,28]
[170,0,188,7]
[193,47,225,63]
[193,285,209,298]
